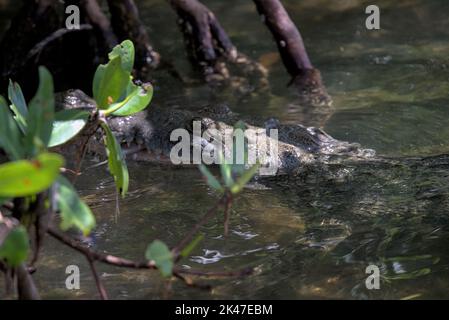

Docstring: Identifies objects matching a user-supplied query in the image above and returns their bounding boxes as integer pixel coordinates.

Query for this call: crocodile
[56,89,449,211]
[57,89,448,200]
[56,89,376,176]
[57,90,449,269]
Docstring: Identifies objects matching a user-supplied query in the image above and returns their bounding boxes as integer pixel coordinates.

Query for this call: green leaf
[108,40,135,74]
[0,226,30,267]
[199,165,224,192]
[25,67,55,153]
[101,122,129,197]
[8,79,28,132]
[218,152,234,188]
[93,56,130,109]
[230,163,260,194]
[8,80,28,118]
[92,64,105,103]
[108,82,153,116]
[0,96,24,160]
[145,240,173,278]
[49,109,90,147]
[56,175,96,236]
[0,153,64,197]
[180,233,204,259]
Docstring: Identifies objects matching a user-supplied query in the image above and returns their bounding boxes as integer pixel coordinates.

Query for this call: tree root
[79,0,118,52]
[0,0,60,93]
[169,0,268,88]
[0,0,332,116]
[253,0,332,106]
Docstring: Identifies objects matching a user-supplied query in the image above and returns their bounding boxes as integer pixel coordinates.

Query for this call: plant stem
[172,195,226,261]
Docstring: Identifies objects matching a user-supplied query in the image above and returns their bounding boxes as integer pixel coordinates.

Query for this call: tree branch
[30,192,50,267]
[86,258,108,300]
[26,25,93,63]
[47,226,156,269]
[47,223,253,289]
[16,263,41,300]
[172,195,225,261]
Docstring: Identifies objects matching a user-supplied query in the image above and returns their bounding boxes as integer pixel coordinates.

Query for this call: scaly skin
[56,89,375,174]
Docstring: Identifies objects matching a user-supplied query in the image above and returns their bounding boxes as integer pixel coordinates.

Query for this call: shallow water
[3,0,449,299]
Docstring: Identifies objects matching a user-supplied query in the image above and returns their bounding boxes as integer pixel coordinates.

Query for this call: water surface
[3,0,449,299]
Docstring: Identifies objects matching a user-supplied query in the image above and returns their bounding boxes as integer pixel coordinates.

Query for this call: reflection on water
[2,0,449,299]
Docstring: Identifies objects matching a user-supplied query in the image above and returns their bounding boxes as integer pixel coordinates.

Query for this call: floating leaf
[101,122,129,197]
[0,96,24,160]
[56,176,96,236]
[8,79,28,132]
[199,164,224,192]
[0,153,64,197]
[145,240,173,278]
[93,56,129,109]
[0,226,30,267]
[25,67,55,153]
[230,163,260,194]
[108,40,135,74]
[49,109,89,147]
[108,82,153,116]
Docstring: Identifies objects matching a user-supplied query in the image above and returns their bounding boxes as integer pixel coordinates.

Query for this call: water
[3,0,449,299]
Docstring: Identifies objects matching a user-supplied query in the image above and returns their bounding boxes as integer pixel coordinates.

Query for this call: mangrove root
[253,0,332,106]
[169,0,267,87]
